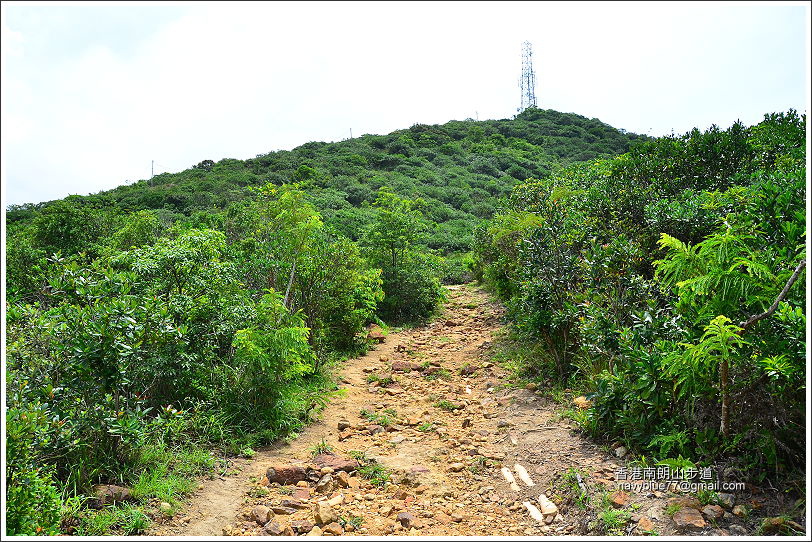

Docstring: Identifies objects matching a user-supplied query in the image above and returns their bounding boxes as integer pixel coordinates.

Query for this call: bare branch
[739,259,806,333]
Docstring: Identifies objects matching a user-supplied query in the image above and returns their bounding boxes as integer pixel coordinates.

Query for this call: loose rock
[266,464,307,485]
[291,520,315,534]
[313,502,337,525]
[252,505,272,525]
[322,522,344,535]
[397,511,417,529]
[263,521,284,536]
[637,517,655,533]
[92,485,134,507]
[312,454,359,472]
[716,492,735,508]
[672,507,706,531]
[702,504,724,520]
[315,473,334,494]
[609,490,630,508]
[732,504,749,517]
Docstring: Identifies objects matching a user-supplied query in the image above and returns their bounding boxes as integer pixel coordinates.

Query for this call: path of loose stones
[155,284,759,537]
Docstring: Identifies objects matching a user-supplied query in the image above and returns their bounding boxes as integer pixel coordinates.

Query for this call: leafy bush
[475,110,807,481]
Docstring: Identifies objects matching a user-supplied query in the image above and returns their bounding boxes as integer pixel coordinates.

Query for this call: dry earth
[150,284,795,537]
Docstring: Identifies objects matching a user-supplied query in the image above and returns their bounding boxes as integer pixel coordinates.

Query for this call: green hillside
[7,108,645,253]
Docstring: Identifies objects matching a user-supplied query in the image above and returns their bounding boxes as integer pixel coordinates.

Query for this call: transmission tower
[518,41,537,112]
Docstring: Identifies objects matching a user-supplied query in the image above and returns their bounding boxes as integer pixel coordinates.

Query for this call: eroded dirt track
[152,285,760,537]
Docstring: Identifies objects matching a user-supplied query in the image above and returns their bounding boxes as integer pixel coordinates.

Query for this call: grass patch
[434,400,462,412]
[665,503,682,517]
[366,374,395,387]
[695,488,719,506]
[358,462,390,487]
[468,456,489,474]
[309,438,334,457]
[360,409,393,427]
[558,407,589,427]
[348,450,390,487]
[562,467,590,509]
[77,503,150,536]
[339,515,365,530]
[424,368,452,381]
[598,493,632,535]
[417,422,435,433]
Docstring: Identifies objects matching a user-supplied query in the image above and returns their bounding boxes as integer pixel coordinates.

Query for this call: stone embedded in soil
[335,471,350,488]
[338,420,351,430]
[263,521,285,535]
[637,517,655,532]
[667,496,701,510]
[322,522,344,535]
[271,506,298,515]
[672,507,707,531]
[367,325,385,342]
[291,520,315,534]
[716,492,735,508]
[291,487,311,500]
[326,494,344,507]
[366,424,385,435]
[267,463,307,485]
[391,361,416,372]
[252,505,272,525]
[312,454,359,472]
[315,473,334,494]
[702,504,724,519]
[306,525,323,536]
[435,512,453,525]
[448,462,465,472]
[397,511,418,529]
[732,504,749,517]
[92,484,134,507]
[280,499,309,510]
[313,502,338,525]
[609,490,630,508]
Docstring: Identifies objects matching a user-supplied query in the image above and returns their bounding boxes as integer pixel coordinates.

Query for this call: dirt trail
[151,285,764,537]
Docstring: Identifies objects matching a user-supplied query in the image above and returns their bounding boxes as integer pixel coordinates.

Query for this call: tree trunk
[719,357,730,436]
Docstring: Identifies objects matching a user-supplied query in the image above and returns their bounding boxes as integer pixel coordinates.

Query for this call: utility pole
[518,41,537,113]
[151,160,154,178]
[350,128,353,139]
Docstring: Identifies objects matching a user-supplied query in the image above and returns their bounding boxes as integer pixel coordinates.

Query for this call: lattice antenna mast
[518,41,537,112]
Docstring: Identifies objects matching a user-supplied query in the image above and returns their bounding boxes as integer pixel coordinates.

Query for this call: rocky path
[152,284,774,537]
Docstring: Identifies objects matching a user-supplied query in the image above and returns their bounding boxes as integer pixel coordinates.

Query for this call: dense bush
[3,186,398,534]
[361,189,445,323]
[474,110,806,481]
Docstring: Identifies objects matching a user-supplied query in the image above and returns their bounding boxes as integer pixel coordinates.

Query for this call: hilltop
[7,108,645,253]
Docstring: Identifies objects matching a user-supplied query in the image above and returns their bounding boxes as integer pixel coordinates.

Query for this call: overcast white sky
[2,1,809,206]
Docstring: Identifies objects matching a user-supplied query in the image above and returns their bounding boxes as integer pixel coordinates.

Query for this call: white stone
[514,463,535,486]
[523,501,544,522]
[501,467,521,491]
